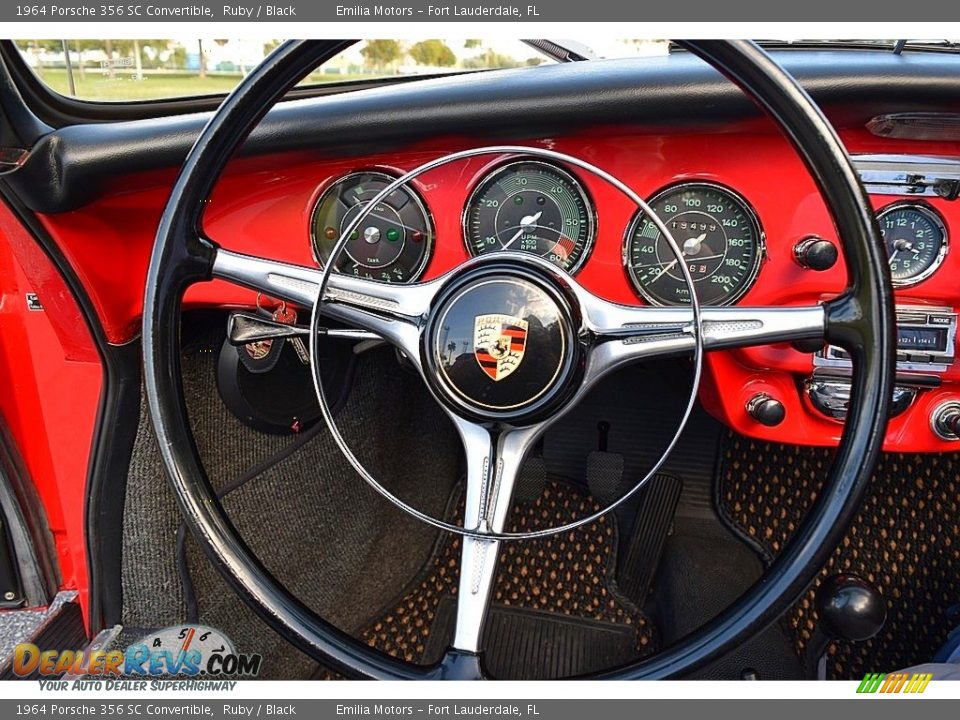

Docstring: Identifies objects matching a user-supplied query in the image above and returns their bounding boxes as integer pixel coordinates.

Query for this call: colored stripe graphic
[857,673,886,693]
[857,672,931,694]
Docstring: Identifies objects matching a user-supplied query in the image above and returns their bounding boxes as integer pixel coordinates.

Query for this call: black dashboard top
[8,50,960,214]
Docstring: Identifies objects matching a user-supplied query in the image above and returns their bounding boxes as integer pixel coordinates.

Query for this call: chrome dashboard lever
[226,311,378,346]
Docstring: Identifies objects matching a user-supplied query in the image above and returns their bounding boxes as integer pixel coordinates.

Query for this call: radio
[816,305,957,373]
[806,306,957,422]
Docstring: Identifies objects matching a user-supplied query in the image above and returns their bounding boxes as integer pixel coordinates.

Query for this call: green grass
[32,68,372,102]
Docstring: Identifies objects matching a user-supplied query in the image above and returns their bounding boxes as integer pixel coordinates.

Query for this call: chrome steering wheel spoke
[211,247,440,363]
[448,417,545,654]
[573,285,825,386]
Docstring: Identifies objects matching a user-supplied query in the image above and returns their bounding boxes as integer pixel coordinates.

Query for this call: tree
[360,40,402,71]
[408,40,456,68]
[464,39,483,49]
[108,39,167,70]
[463,50,521,70]
[71,40,102,77]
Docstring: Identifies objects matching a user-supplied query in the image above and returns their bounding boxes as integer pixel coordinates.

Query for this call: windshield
[14,38,556,102]
[15,38,959,104]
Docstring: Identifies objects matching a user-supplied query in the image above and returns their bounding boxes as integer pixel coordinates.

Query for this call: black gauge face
[624,183,764,306]
[463,160,596,273]
[311,171,434,283]
[877,203,948,286]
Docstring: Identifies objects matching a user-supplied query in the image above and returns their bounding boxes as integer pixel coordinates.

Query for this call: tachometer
[877,202,947,287]
[311,171,434,283]
[624,182,764,306]
[463,160,596,273]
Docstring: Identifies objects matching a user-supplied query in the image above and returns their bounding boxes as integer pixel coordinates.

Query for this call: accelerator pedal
[617,473,683,606]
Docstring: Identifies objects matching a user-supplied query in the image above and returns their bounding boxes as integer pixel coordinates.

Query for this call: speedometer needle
[635,252,724,269]
[647,233,709,284]
[502,211,544,249]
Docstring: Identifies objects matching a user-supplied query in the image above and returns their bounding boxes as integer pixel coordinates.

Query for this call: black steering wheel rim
[143,39,894,679]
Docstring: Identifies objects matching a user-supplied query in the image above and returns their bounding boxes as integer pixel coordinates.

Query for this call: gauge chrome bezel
[461,158,598,276]
[622,180,766,307]
[309,169,435,284]
[876,200,948,288]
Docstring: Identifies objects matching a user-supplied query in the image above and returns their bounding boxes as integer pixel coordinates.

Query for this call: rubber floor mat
[423,598,637,679]
[360,480,656,676]
[716,433,960,679]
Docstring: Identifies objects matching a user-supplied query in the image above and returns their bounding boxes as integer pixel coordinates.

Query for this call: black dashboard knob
[792,338,825,354]
[815,574,886,642]
[794,236,838,271]
[746,393,786,426]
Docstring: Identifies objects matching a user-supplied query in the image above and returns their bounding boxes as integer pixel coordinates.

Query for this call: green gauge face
[878,203,948,287]
[463,160,596,273]
[624,183,764,306]
[311,171,434,283]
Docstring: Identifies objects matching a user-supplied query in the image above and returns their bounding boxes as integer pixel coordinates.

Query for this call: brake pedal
[586,451,625,504]
[587,421,625,504]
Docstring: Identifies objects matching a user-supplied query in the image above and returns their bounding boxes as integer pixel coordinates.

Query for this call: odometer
[311,171,434,283]
[624,182,764,306]
[877,202,948,287]
[463,160,596,273]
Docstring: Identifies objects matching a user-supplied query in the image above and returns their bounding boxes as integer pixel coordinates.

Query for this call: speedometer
[624,182,764,306]
[463,160,596,273]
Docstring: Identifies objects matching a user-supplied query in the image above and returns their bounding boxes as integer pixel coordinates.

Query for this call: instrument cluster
[309,156,952,305]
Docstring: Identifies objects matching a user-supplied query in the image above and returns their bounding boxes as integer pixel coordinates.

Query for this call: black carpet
[121,326,461,679]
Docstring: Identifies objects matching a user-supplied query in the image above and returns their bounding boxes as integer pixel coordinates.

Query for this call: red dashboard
[34,125,960,452]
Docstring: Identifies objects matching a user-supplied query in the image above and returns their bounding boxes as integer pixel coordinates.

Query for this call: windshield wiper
[894,39,960,54]
[522,39,595,63]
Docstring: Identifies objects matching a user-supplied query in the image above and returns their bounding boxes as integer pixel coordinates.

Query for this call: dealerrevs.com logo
[14,625,262,684]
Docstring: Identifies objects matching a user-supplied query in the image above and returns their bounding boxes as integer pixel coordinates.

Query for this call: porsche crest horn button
[425,269,579,419]
[474,314,529,382]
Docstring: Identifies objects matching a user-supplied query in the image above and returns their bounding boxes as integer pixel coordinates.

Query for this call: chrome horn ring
[309,145,704,541]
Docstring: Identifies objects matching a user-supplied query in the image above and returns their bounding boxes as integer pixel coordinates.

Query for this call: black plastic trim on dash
[8,49,960,214]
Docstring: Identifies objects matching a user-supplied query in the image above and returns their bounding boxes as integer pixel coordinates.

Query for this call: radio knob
[932,402,960,441]
[794,236,839,271]
[746,393,786,426]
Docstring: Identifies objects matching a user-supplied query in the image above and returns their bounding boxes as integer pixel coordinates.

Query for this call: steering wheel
[143,40,894,679]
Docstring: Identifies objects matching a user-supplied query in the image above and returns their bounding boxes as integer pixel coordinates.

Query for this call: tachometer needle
[502,211,544,249]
